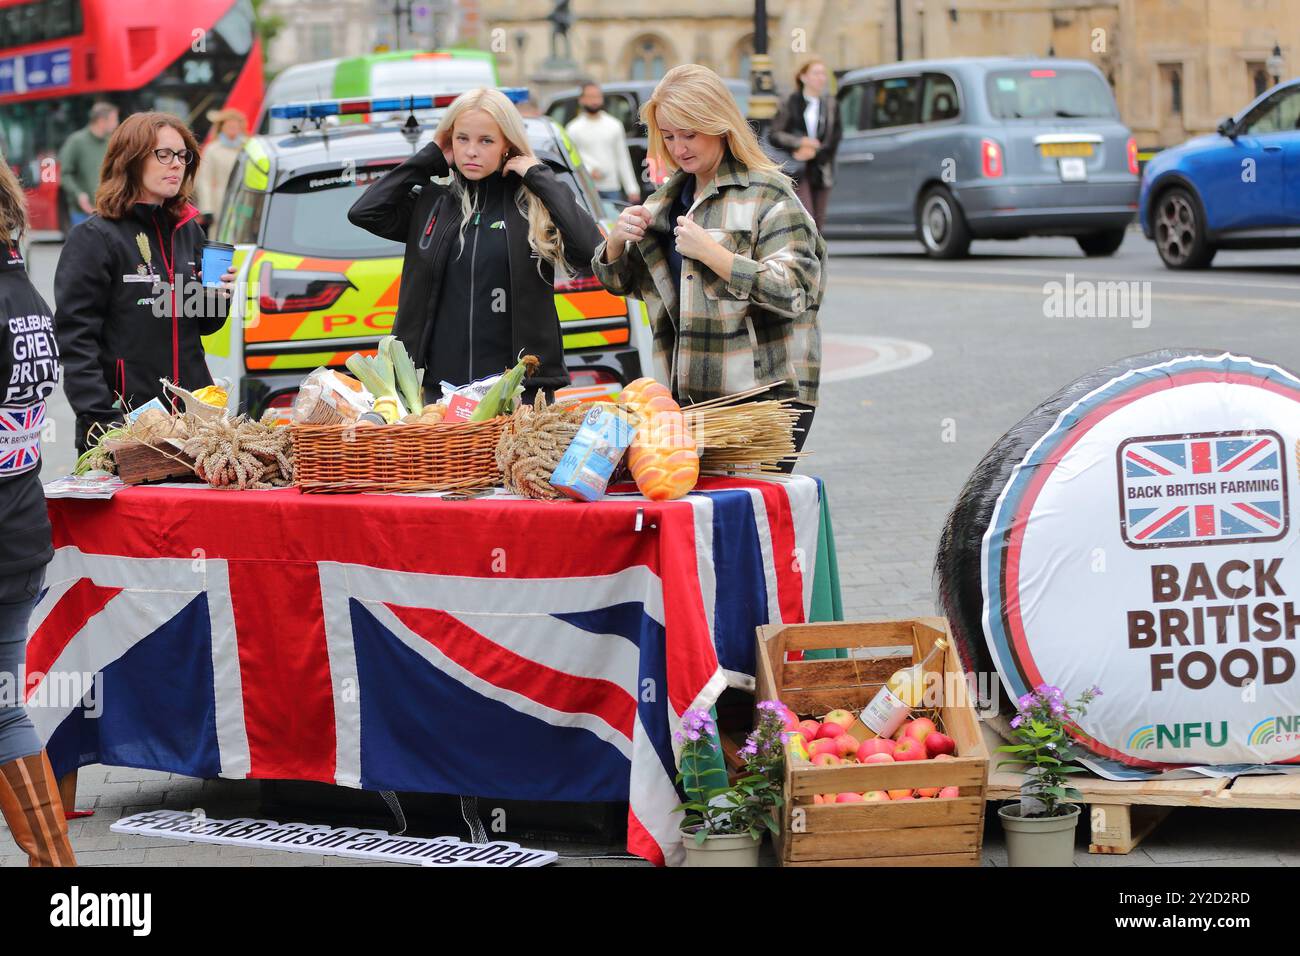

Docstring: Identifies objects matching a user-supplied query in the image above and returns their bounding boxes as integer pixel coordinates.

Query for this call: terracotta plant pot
[679,828,762,867]
[998,802,1080,867]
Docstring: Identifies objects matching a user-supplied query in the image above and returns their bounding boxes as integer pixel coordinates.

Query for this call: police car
[203,89,655,419]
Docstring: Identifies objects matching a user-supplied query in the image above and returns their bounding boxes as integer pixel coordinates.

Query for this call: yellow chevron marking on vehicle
[556,125,582,170]
[243,139,271,192]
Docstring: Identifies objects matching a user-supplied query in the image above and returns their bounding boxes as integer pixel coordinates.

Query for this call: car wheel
[917,186,972,259]
[1152,186,1216,269]
[1076,228,1127,257]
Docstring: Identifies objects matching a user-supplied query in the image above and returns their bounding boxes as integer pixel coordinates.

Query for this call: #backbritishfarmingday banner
[943,351,1300,778]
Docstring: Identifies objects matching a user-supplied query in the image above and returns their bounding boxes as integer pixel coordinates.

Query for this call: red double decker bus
[0,0,264,235]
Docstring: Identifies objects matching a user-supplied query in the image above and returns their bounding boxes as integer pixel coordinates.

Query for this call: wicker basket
[292,417,509,494]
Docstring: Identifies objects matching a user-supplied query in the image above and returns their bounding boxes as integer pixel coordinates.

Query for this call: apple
[938,786,960,799]
[863,752,895,764]
[811,752,841,767]
[903,717,938,744]
[835,792,865,803]
[813,793,826,805]
[808,738,839,759]
[782,712,802,735]
[892,794,916,801]
[815,722,846,740]
[916,786,941,798]
[887,788,913,800]
[856,738,896,761]
[924,732,956,758]
[834,733,860,758]
[932,753,955,762]
[893,737,927,761]
[862,790,890,802]
[798,719,822,741]
[823,709,856,731]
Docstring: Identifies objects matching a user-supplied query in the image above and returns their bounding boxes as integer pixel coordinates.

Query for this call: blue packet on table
[551,404,635,502]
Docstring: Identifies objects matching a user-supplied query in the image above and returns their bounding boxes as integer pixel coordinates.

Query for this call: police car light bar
[269,88,530,121]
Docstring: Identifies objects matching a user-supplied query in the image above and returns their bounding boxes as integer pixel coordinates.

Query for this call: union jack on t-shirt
[0,401,45,474]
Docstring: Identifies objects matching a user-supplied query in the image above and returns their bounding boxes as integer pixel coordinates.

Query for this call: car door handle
[1264,145,1283,152]
[840,153,875,164]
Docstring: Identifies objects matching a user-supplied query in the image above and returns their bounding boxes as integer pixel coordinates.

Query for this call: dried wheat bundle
[679,384,805,476]
[494,392,588,499]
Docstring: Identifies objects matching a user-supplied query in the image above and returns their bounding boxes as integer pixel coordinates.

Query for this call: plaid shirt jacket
[592,152,825,406]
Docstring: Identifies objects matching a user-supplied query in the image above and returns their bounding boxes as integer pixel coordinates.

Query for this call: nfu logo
[1248,716,1300,746]
[1127,721,1229,750]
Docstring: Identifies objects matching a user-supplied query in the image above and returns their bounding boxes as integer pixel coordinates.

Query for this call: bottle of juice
[859,638,948,739]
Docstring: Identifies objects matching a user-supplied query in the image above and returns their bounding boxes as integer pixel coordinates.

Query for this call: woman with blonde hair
[592,64,826,466]
[54,112,233,453]
[349,88,602,398]
[0,160,76,865]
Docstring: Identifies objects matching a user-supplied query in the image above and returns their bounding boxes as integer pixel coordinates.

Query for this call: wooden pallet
[982,722,1300,853]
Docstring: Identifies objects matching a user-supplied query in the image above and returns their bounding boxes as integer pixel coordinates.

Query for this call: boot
[0,751,76,866]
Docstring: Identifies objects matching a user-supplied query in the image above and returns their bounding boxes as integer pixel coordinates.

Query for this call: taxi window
[265,167,404,258]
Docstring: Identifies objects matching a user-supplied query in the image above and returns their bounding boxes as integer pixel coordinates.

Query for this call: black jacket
[771,90,842,189]
[0,244,59,577]
[54,202,227,451]
[347,141,602,391]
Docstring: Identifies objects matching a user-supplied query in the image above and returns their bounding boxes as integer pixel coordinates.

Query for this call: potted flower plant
[674,701,787,867]
[995,684,1101,867]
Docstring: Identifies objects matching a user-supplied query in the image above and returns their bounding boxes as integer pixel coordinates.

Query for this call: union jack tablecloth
[29,476,823,865]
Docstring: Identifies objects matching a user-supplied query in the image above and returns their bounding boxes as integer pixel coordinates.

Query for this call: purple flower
[1018,693,1036,710]
[1010,715,1023,729]
[1050,702,1065,716]
[757,700,783,714]
[1088,685,1103,697]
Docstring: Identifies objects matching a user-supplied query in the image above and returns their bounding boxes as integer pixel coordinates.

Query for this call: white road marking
[821,333,933,382]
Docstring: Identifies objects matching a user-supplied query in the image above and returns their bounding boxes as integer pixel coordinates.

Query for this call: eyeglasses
[152,148,195,166]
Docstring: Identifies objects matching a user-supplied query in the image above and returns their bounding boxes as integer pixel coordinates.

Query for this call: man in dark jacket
[348,132,600,399]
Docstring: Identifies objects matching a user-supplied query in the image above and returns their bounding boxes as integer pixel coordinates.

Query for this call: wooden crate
[983,722,1300,853]
[756,616,989,866]
[112,440,195,484]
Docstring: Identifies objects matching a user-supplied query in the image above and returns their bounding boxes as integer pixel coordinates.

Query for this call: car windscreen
[265,167,406,259]
[984,68,1117,119]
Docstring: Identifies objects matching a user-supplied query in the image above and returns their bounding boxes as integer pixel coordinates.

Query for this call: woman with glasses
[54,112,233,453]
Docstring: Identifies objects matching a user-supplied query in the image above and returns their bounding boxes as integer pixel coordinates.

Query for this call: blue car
[1140,79,1300,269]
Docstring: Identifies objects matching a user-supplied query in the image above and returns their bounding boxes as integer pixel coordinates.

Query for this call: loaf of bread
[621,378,699,501]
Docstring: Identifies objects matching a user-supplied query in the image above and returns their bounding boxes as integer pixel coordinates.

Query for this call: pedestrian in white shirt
[565,83,641,204]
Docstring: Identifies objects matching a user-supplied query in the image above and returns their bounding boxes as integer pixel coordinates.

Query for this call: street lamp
[747,0,777,134]
[1267,43,1285,86]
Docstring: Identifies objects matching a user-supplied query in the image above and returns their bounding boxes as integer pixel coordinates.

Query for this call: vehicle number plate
[1058,157,1088,181]
[1041,142,1094,157]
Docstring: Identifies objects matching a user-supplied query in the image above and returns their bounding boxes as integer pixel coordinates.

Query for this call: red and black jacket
[53,202,228,451]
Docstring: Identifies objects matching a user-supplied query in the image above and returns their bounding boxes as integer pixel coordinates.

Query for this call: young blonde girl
[350,88,602,397]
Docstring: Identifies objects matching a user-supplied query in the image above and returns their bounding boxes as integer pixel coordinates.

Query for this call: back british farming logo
[1117,430,1288,548]
[1126,721,1230,751]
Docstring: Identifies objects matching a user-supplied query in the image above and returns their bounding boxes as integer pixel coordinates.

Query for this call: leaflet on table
[44,474,127,499]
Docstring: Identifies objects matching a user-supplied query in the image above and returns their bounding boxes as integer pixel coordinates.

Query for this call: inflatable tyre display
[937,350,1300,775]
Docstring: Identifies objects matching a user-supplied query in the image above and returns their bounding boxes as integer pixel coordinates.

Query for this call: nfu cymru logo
[1248,716,1300,746]
[1127,721,1229,751]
